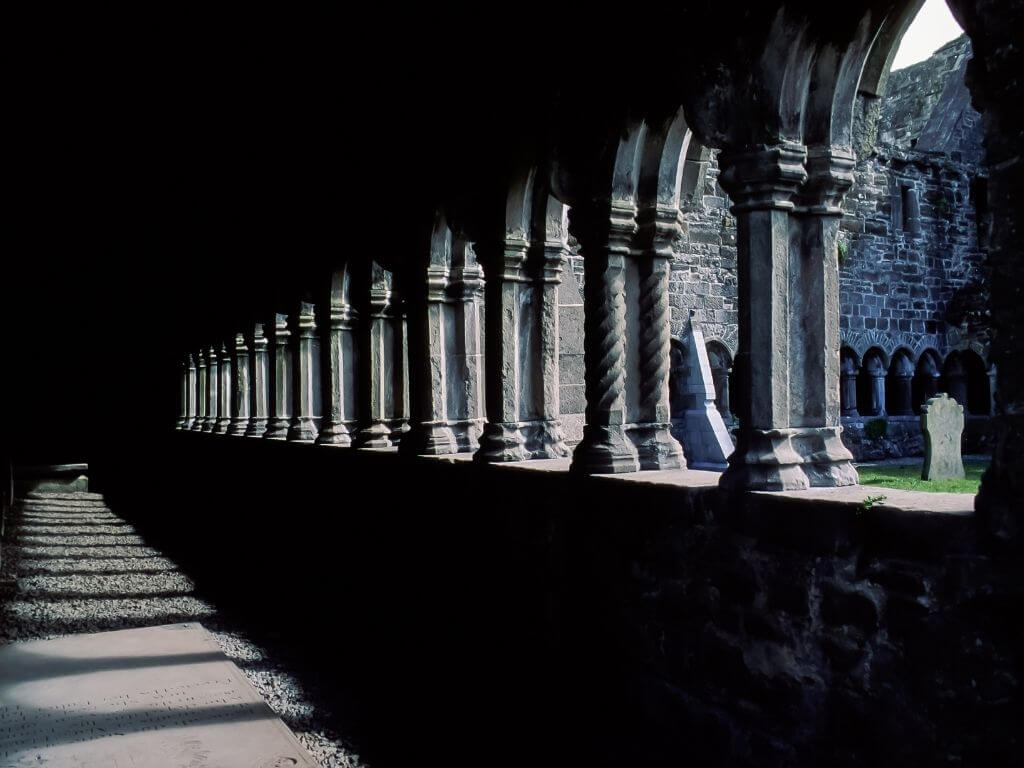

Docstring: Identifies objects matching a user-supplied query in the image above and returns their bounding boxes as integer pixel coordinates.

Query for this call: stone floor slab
[0,623,319,767]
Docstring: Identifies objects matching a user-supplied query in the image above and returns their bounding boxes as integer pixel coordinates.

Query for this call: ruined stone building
[5,2,1024,765]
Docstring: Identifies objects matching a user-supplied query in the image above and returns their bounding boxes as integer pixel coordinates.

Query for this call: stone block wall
[148,436,1023,766]
[838,148,989,361]
[562,37,990,455]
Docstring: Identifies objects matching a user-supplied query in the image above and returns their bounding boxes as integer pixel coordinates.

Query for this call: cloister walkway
[0,491,361,767]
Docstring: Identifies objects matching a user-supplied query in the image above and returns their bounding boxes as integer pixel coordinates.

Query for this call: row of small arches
[840,346,993,418]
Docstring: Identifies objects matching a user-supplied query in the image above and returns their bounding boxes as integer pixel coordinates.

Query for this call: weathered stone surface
[287,302,320,443]
[671,319,733,470]
[265,313,292,441]
[921,393,965,481]
[245,323,269,438]
[0,623,317,767]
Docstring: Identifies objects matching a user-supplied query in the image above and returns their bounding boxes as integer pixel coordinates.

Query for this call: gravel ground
[0,491,363,768]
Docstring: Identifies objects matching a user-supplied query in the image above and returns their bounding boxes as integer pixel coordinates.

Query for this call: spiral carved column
[570,201,640,474]
[632,205,686,469]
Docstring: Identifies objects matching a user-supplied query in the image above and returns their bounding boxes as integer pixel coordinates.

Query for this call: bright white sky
[891,0,964,70]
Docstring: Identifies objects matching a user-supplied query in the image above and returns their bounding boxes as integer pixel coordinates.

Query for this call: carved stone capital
[539,242,566,284]
[800,147,856,214]
[293,302,317,337]
[635,204,683,259]
[426,265,448,303]
[718,143,808,212]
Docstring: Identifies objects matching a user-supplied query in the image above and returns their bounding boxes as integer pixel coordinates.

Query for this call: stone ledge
[176,431,976,550]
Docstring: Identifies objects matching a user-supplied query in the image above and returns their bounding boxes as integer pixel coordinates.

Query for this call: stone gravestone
[0,623,318,767]
[920,393,965,481]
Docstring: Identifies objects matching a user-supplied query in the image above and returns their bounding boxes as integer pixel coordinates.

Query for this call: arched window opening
[942,351,969,411]
[913,349,942,412]
[962,350,990,415]
[857,348,888,416]
[887,349,916,416]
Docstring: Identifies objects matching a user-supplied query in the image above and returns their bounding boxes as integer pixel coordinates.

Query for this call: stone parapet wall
[148,433,1021,766]
[841,414,995,461]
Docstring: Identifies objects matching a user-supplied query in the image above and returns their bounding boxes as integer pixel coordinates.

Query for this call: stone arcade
[7,1,1024,766]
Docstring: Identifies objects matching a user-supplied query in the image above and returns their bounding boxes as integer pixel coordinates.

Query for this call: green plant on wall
[838,239,850,267]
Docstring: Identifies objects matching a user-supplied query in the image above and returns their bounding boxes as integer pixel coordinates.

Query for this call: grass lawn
[855,459,988,494]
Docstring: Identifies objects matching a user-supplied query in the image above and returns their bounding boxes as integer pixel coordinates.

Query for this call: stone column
[787,149,857,486]
[202,346,218,433]
[214,343,232,434]
[229,333,250,436]
[534,234,571,457]
[631,204,686,469]
[840,356,859,417]
[318,274,358,447]
[177,356,190,429]
[287,302,319,443]
[865,357,887,416]
[888,354,914,416]
[185,354,197,430]
[400,256,458,456]
[265,313,291,440]
[476,208,569,463]
[447,244,485,452]
[354,264,395,447]
[191,351,207,431]
[717,145,809,490]
[388,294,412,444]
[476,239,531,462]
[569,202,640,474]
[245,323,269,437]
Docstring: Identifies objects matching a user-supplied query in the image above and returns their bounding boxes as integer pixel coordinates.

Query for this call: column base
[399,422,457,456]
[791,425,858,487]
[264,418,290,440]
[450,419,483,453]
[570,425,640,475]
[719,428,808,491]
[353,422,393,449]
[316,420,353,447]
[244,418,267,438]
[190,420,205,432]
[475,422,529,463]
[287,418,318,443]
[201,420,216,433]
[631,423,687,471]
[228,418,249,436]
[387,419,410,447]
[212,418,231,434]
[175,419,187,430]
[525,420,570,460]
